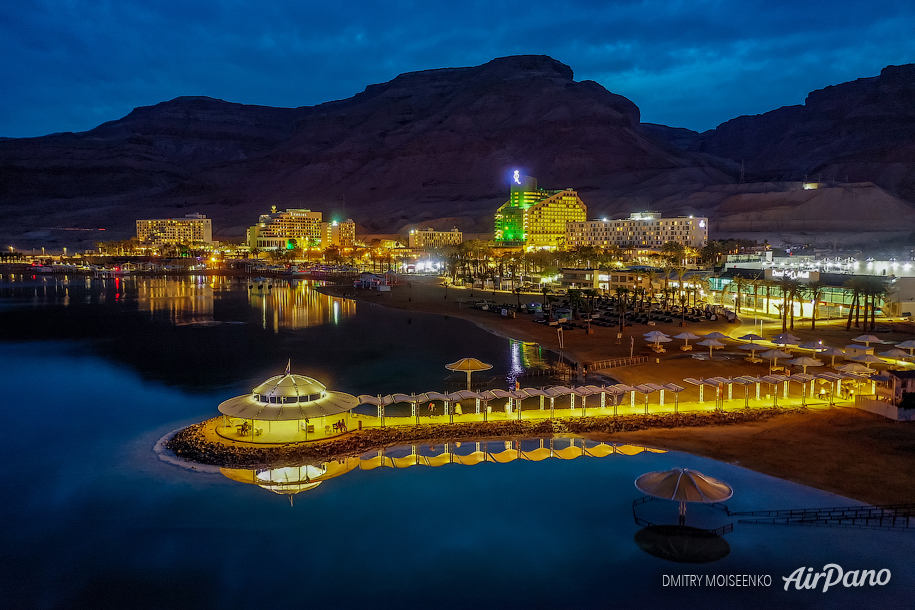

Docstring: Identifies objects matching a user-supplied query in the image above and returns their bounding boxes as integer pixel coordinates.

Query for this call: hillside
[2,56,915,252]
[0,55,722,250]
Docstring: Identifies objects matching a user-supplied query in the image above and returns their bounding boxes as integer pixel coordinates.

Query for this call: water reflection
[634,525,731,563]
[246,280,356,331]
[217,437,666,500]
[138,277,215,325]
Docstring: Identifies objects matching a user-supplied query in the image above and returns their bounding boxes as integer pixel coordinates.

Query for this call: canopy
[696,338,724,359]
[895,339,915,354]
[851,354,885,368]
[797,340,825,351]
[879,348,911,360]
[738,343,767,351]
[218,373,359,421]
[837,363,874,375]
[673,332,701,341]
[635,468,733,503]
[703,332,729,340]
[852,335,882,346]
[759,349,792,360]
[738,333,765,341]
[643,330,671,341]
[445,358,493,373]
[819,346,846,367]
[787,357,824,373]
[771,332,800,344]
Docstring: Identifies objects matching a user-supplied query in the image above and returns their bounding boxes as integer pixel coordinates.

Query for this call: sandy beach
[317,274,915,505]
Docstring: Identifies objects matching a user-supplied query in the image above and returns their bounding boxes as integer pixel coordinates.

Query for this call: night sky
[3,0,913,139]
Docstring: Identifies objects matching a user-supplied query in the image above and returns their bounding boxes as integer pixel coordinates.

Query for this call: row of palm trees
[721,273,891,331]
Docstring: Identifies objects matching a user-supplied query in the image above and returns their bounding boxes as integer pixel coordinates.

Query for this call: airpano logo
[783,564,891,592]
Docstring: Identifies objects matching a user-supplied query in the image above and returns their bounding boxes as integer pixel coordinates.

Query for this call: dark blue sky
[3,0,913,138]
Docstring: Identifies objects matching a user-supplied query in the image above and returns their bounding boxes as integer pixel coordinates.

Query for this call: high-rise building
[408,228,463,250]
[494,173,586,250]
[247,208,323,251]
[137,213,213,246]
[565,212,708,249]
[321,219,356,248]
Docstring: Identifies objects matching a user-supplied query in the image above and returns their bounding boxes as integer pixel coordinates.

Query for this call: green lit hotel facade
[494,173,587,250]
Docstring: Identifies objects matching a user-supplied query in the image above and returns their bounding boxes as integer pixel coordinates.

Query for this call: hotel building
[494,174,587,250]
[247,208,324,251]
[565,212,708,250]
[408,228,463,250]
[137,213,213,246]
[321,219,356,248]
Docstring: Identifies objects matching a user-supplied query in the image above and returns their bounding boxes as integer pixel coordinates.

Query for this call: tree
[731,275,745,313]
[844,277,863,330]
[661,241,686,266]
[806,279,827,329]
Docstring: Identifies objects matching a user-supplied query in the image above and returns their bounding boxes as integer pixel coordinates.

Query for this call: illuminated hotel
[494,173,587,250]
[247,208,356,251]
[408,228,463,250]
[247,207,323,250]
[137,213,213,246]
[321,219,356,248]
[565,212,708,249]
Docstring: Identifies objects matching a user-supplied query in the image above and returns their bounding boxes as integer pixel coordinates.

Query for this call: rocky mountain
[2,56,914,252]
[0,55,727,249]
[646,64,915,202]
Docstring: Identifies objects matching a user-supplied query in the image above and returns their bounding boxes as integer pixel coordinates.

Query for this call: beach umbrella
[696,338,725,359]
[797,340,825,351]
[895,339,915,355]
[644,330,671,342]
[771,332,801,344]
[850,354,885,369]
[852,335,882,347]
[445,358,493,389]
[880,348,912,363]
[820,346,846,367]
[738,333,765,341]
[837,363,873,375]
[738,343,768,360]
[673,332,701,347]
[645,335,673,349]
[759,349,792,368]
[704,332,729,340]
[635,468,733,526]
[787,356,824,374]
[643,330,672,349]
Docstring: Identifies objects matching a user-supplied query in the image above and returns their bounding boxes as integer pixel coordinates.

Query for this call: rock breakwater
[165,408,796,470]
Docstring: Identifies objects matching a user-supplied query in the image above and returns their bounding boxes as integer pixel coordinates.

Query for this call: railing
[728,503,915,531]
[588,356,648,370]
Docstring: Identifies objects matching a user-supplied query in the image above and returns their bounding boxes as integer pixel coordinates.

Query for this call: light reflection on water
[0,275,912,609]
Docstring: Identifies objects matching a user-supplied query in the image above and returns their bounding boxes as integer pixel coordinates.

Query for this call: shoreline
[307,276,915,506]
[164,407,915,505]
[166,408,791,469]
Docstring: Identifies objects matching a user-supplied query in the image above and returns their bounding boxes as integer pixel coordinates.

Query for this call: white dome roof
[253,374,327,401]
[218,373,359,421]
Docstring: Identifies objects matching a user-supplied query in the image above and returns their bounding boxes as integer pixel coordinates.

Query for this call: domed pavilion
[216,363,360,443]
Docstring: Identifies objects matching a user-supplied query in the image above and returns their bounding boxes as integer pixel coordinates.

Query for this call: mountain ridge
[1,55,913,250]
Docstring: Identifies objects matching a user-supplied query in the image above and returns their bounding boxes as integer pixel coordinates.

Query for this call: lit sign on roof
[513,170,521,185]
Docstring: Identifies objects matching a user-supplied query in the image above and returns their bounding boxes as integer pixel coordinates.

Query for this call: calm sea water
[1,275,912,609]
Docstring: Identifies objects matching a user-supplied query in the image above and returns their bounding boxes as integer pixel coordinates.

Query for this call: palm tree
[844,277,863,330]
[806,279,827,329]
[777,275,794,332]
[675,267,688,307]
[732,275,746,313]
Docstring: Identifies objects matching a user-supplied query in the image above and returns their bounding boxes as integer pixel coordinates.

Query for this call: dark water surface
[1,275,912,609]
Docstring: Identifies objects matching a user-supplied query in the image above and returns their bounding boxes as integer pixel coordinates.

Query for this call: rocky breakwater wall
[166,409,795,470]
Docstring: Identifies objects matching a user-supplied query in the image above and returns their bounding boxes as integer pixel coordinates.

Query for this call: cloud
[1,0,913,136]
